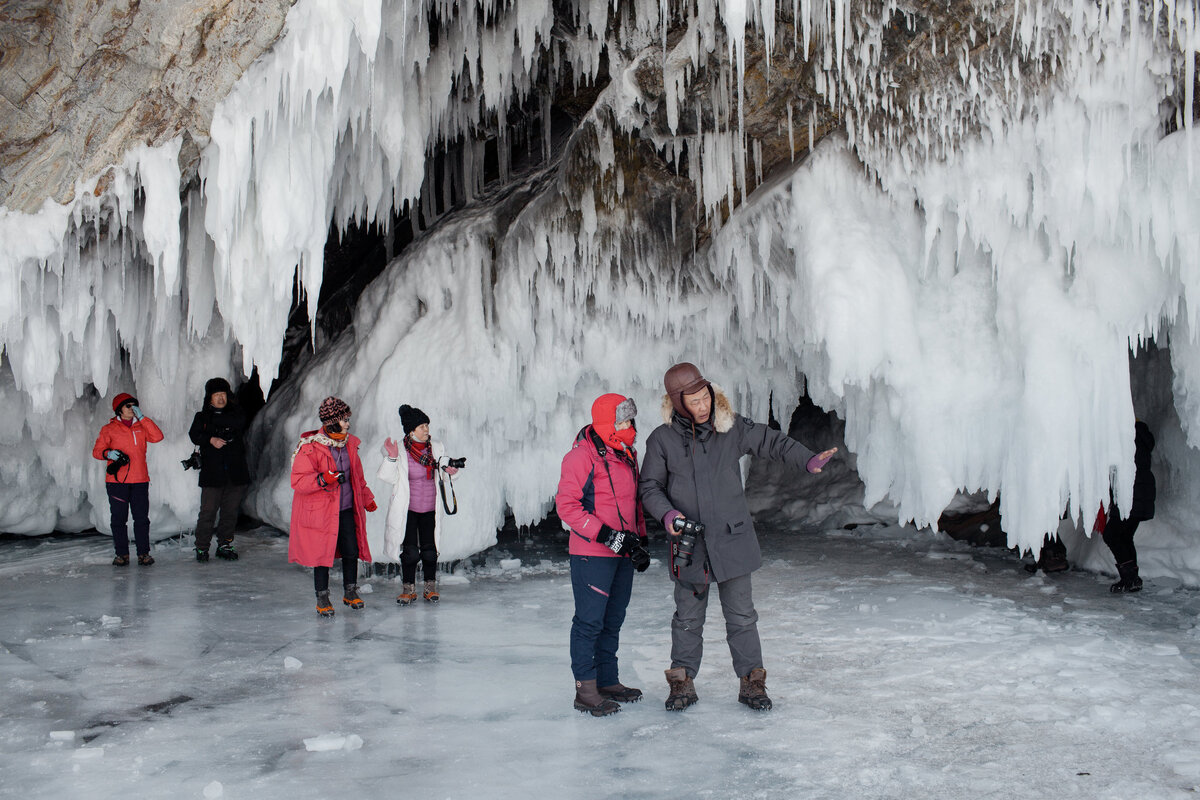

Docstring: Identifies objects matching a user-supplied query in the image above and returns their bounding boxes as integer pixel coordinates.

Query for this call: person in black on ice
[1096,420,1156,593]
[188,378,251,561]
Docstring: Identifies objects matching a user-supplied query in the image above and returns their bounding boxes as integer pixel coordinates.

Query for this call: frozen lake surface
[3,522,1200,799]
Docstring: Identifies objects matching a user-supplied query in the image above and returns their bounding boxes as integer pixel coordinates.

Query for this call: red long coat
[288,431,375,567]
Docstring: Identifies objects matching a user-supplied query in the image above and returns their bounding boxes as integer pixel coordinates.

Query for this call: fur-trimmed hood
[660,384,735,433]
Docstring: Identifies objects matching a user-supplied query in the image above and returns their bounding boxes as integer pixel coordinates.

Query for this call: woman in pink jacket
[289,396,377,617]
[555,393,649,716]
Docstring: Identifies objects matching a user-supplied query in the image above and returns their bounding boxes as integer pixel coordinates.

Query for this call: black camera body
[181,450,202,471]
[106,451,130,476]
[672,517,705,567]
[446,456,467,469]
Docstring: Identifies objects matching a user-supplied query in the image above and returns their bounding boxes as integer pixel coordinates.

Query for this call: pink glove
[383,438,399,459]
[444,467,459,476]
[663,510,683,533]
[807,452,834,473]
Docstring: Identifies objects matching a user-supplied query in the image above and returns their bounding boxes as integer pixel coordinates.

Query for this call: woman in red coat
[289,396,377,617]
[92,392,164,566]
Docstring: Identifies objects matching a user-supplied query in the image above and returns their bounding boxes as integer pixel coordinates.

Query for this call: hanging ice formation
[0,0,1198,563]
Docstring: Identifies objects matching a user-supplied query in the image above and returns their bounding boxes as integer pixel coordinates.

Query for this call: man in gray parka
[639,362,837,711]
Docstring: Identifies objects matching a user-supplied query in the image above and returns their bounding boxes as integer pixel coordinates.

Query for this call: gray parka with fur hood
[639,386,816,584]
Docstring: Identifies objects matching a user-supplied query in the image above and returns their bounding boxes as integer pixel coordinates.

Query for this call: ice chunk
[283,657,303,670]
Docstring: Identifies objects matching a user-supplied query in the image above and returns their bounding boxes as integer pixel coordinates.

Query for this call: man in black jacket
[1101,420,1156,592]
[640,362,837,711]
[188,378,251,561]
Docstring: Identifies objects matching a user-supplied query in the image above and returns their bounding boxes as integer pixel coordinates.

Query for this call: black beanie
[204,377,232,405]
[399,404,430,434]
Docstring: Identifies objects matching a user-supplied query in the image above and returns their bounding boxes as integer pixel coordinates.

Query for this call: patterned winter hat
[318,396,351,424]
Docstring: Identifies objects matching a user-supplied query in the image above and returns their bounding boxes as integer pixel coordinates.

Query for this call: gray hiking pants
[670,572,762,679]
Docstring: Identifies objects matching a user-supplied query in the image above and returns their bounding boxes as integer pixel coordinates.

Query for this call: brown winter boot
[664,667,698,711]
[343,584,364,609]
[423,580,439,603]
[574,679,620,717]
[315,590,335,618]
[738,668,772,711]
[599,683,643,703]
[396,583,417,605]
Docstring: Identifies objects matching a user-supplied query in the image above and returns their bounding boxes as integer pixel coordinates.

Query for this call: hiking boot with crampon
[1110,560,1143,593]
[599,683,643,703]
[738,668,772,711]
[343,584,364,609]
[137,553,155,566]
[194,547,209,562]
[113,555,130,566]
[315,590,335,617]
[396,583,417,605]
[423,580,439,603]
[664,667,698,711]
[574,679,620,717]
[215,542,238,561]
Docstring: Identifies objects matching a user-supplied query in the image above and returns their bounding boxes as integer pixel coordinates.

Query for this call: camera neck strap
[436,459,458,515]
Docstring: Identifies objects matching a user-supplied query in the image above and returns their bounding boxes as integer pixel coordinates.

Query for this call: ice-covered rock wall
[1,0,1198,571]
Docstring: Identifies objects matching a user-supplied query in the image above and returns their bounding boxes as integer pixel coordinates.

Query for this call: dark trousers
[671,573,762,679]
[401,510,438,583]
[107,482,150,557]
[570,554,634,685]
[1103,513,1141,565]
[195,484,247,550]
[314,509,359,593]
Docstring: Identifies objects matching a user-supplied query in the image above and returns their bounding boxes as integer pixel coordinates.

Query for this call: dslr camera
[445,456,467,469]
[672,516,705,567]
[181,449,202,471]
[106,450,130,476]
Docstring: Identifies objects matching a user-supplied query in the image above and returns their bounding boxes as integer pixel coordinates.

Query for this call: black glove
[630,541,651,572]
[596,525,635,556]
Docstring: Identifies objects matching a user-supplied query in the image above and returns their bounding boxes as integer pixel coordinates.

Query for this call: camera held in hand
[446,456,467,469]
[672,516,705,567]
[106,450,130,476]
[181,449,202,471]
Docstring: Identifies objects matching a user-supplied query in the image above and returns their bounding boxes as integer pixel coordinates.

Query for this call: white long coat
[376,440,447,562]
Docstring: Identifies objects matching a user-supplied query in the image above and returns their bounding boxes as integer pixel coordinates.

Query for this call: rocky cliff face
[0,0,295,213]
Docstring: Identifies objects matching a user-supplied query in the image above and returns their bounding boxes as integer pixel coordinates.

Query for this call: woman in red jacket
[289,396,377,617]
[92,393,165,566]
[555,393,649,716]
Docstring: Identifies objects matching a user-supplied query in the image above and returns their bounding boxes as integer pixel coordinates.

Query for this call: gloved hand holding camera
[318,470,345,487]
[105,450,130,476]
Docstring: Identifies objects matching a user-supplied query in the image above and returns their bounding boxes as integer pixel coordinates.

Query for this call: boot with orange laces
[396,583,417,605]
[315,590,335,617]
[343,584,364,609]
[423,580,439,603]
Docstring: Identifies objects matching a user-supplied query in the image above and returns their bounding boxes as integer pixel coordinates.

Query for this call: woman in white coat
[378,405,459,604]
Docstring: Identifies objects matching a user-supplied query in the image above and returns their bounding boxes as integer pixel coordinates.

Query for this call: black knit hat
[398,404,430,434]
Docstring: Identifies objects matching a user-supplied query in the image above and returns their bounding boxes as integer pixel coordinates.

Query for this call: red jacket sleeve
[291,444,331,496]
[555,447,604,541]
[140,417,165,443]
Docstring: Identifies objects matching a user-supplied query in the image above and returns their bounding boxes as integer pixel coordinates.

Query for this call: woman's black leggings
[314,509,360,593]
[401,510,437,583]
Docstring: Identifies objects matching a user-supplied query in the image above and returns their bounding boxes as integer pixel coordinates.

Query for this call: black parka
[639,387,816,583]
[188,397,251,488]
[1128,420,1156,521]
